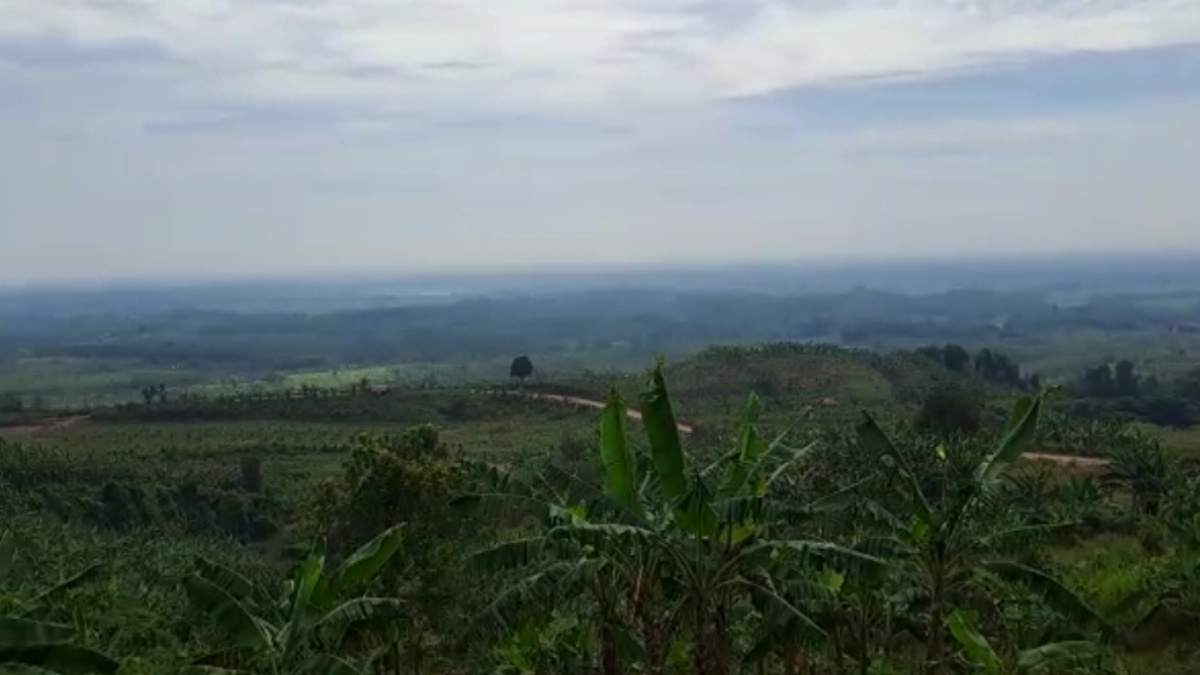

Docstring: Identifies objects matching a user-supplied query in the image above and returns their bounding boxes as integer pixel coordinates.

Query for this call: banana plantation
[2,366,1200,674]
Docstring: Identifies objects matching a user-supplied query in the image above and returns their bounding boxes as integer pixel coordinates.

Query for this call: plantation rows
[2,366,1200,673]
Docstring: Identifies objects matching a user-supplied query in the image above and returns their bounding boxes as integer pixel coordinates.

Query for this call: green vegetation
[182,526,406,674]
[4,318,1200,672]
[0,531,119,674]
[7,280,1200,408]
[509,357,535,384]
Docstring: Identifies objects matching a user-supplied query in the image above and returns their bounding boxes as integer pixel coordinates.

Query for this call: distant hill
[563,342,972,434]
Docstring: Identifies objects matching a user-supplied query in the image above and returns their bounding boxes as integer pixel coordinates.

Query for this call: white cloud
[2,2,1200,282]
[3,0,1198,112]
[702,1,1200,96]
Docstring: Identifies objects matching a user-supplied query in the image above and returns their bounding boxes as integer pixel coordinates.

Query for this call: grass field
[0,357,207,407]
[0,349,663,408]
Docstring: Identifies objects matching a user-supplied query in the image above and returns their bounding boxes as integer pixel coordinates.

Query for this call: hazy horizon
[5,248,1200,288]
[6,253,1200,318]
[3,1,1199,283]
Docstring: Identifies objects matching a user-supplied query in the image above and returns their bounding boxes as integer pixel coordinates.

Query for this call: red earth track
[519,391,1108,469]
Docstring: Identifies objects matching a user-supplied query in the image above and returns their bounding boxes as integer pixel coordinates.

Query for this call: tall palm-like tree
[858,394,1111,673]
[470,366,878,675]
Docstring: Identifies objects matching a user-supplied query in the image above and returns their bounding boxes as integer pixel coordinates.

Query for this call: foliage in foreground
[0,530,119,675]
[6,352,1200,674]
[181,526,405,675]
[463,366,1120,675]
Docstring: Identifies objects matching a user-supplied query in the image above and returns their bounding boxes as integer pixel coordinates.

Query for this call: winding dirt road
[1,394,1111,471]
[524,392,697,434]
[0,414,91,437]
[518,391,1107,469]
[1020,452,1110,470]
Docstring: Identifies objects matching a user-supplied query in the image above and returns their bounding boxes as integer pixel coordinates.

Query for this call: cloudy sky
[2,1,1199,282]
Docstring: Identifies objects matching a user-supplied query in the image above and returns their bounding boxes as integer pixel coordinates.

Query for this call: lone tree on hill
[509,355,534,383]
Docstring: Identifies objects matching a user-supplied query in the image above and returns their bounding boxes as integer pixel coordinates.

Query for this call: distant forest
[3,286,1200,371]
[4,258,1200,406]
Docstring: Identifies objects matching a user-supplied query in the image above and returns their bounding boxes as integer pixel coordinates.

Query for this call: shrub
[914,382,984,437]
[238,456,263,493]
[310,425,470,553]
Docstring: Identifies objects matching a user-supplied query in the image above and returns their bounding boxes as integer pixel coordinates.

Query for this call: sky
[1,1,1199,283]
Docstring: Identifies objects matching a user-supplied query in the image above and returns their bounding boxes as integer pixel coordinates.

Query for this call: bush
[1107,438,1171,516]
[309,425,471,553]
[914,382,984,437]
[1139,396,1197,429]
[87,479,277,541]
[238,456,263,493]
[438,395,477,421]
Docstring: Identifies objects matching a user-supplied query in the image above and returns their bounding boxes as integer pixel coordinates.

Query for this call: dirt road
[519,391,1108,468]
[525,392,697,434]
[0,395,1114,472]
[1020,452,1111,469]
[0,415,91,437]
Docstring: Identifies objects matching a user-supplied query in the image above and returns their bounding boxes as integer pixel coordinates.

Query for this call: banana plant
[947,609,1100,674]
[180,525,405,675]
[859,394,1110,673]
[0,530,118,675]
[637,368,885,675]
[470,366,879,675]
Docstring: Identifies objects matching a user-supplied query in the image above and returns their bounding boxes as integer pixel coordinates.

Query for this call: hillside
[553,343,987,437]
[3,340,1200,674]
